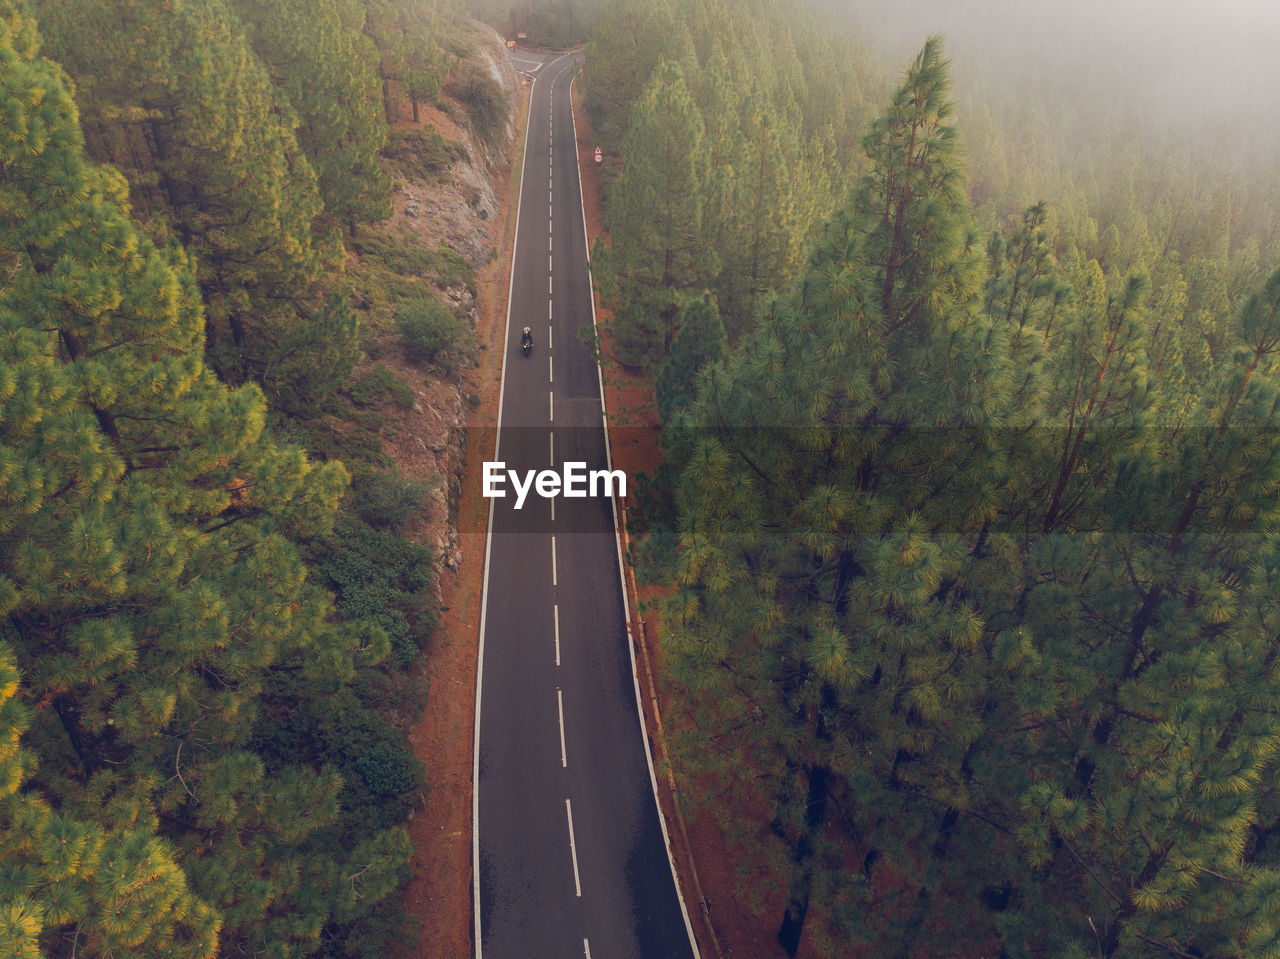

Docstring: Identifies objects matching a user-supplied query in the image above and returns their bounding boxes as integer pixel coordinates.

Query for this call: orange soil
[397,65,818,959]
[570,85,825,959]
[396,75,532,959]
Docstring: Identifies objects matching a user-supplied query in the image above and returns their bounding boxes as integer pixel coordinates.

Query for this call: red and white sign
[593,147,603,165]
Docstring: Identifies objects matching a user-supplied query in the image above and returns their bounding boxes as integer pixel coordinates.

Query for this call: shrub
[396,295,472,365]
[350,469,436,529]
[428,245,474,293]
[382,126,469,180]
[350,364,416,409]
[250,686,423,832]
[446,62,509,148]
[322,514,437,666]
[356,741,418,798]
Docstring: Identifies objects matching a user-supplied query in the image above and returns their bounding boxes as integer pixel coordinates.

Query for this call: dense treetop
[1,0,482,954]
[583,3,1280,955]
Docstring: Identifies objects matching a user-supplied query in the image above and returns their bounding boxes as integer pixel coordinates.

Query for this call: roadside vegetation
[583,1,1280,956]
[0,0,506,955]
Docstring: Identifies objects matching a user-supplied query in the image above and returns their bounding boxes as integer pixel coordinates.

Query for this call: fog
[818,0,1280,161]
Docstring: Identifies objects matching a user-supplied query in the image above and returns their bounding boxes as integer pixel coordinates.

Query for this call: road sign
[593,147,603,164]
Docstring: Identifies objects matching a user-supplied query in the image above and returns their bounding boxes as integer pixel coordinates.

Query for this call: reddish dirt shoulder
[569,82,739,959]
[571,83,825,959]
[397,61,810,959]
[396,74,532,959]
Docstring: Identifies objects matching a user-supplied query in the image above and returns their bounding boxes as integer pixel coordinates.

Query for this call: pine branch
[1056,830,1125,908]
[1133,933,1207,959]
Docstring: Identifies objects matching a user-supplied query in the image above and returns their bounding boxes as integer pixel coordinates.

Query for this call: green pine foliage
[362,0,457,125]
[656,29,1280,958]
[663,41,1012,955]
[654,293,727,423]
[586,0,862,349]
[0,7,416,956]
[598,60,718,369]
[582,0,693,149]
[225,0,393,229]
[33,0,356,408]
[395,295,474,365]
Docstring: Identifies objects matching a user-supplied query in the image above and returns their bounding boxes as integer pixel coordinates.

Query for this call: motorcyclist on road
[521,326,533,353]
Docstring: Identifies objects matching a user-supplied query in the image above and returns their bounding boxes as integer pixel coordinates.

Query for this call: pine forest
[4,0,1280,956]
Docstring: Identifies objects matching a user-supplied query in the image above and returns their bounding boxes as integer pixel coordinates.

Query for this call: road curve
[472,50,700,959]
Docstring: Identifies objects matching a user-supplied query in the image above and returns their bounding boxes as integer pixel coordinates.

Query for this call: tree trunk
[777,764,831,957]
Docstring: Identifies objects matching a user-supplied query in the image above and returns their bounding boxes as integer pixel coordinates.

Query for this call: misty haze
[832,0,1280,155]
[5,1,1280,958]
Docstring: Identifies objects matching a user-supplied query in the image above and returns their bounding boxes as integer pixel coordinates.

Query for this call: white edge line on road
[569,69,704,958]
[474,50,575,959]
[566,798,582,897]
[557,687,568,767]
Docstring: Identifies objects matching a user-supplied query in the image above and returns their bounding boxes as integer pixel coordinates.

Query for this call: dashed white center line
[557,688,567,767]
[549,354,554,383]
[553,603,561,665]
[549,253,553,273]
[551,535,558,587]
[547,321,552,346]
[550,431,555,465]
[584,940,592,959]
[565,799,582,897]
[549,389,554,422]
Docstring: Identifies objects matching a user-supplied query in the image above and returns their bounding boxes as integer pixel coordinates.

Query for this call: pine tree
[362,0,455,126]
[603,60,717,368]
[654,293,726,423]
[1,7,407,954]
[34,0,355,408]
[712,79,810,331]
[1,7,224,952]
[997,267,1280,957]
[361,0,407,122]
[663,39,1013,956]
[583,0,693,150]
[226,0,393,230]
[401,0,452,124]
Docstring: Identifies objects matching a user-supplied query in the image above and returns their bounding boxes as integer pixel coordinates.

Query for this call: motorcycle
[520,327,532,357]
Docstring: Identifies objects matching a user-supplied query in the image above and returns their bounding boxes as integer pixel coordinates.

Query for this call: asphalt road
[472,51,699,959]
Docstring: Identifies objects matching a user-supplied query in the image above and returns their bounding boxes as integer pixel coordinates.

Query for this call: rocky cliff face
[392,28,517,270]
[363,21,521,601]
